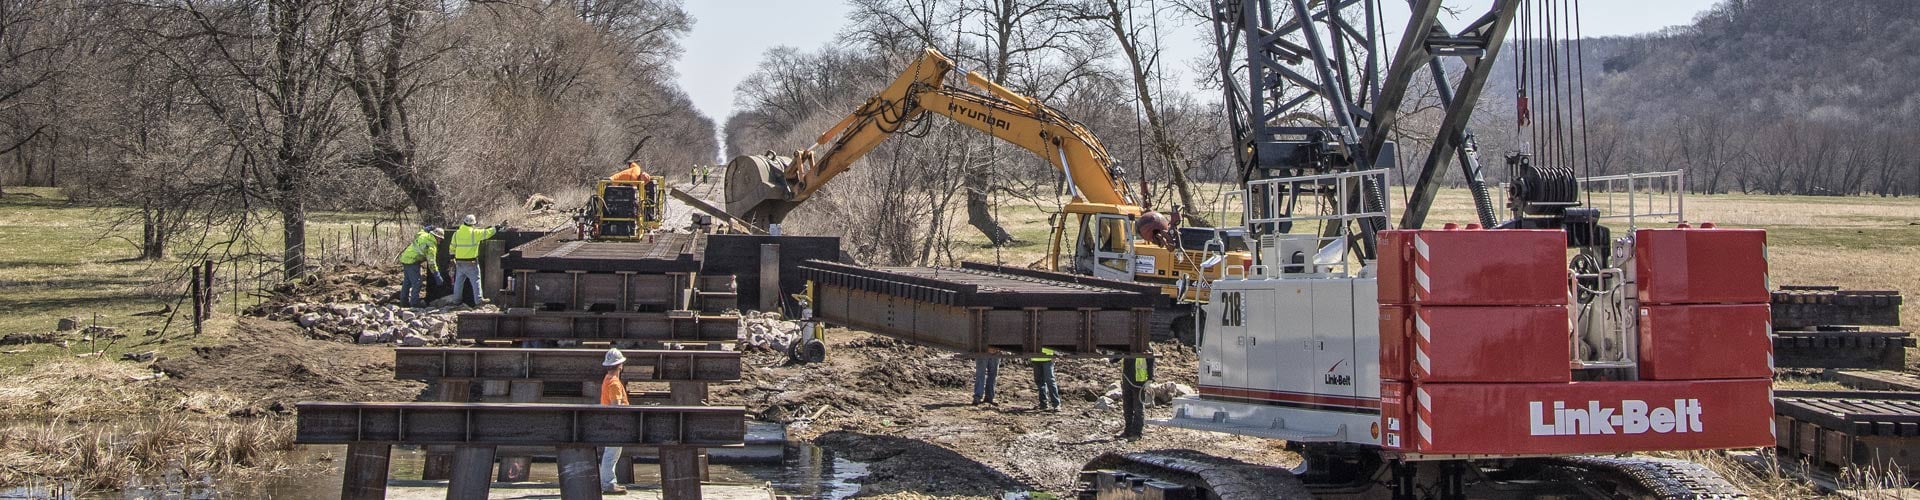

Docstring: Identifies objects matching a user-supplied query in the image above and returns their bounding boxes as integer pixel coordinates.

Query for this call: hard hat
[463,214,477,226]
[602,348,627,367]
[429,227,445,239]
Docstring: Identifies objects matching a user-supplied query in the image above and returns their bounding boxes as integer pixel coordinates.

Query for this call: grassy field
[0,187,403,371]
[934,186,1920,327]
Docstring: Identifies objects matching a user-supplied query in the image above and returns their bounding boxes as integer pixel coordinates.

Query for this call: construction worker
[450,214,498,306]
[611,161,650,182]
[600,348,630,494]
[395,226,445,307]
[1032,347,1060,411]
[972,357,999,405]
[1118,355,1154,439]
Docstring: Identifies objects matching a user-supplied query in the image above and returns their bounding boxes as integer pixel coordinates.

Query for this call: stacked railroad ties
[1771,285,1917,477]
[1376,224,1774,455]
[296,231,751,500]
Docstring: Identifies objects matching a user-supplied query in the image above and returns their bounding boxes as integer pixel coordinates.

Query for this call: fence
[1496,170,1687,230]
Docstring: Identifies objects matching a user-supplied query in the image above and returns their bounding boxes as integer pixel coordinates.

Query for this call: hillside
[1463,0,1920,196]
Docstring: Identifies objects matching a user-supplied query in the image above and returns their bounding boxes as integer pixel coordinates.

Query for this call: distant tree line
[0,0,715,276]
[1461,0,1920,197]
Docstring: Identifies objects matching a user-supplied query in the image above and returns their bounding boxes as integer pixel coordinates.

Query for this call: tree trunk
[281,201,308,282]
[140,204,166,260]
[964,170,1014,246]
[1094,0,1210,227]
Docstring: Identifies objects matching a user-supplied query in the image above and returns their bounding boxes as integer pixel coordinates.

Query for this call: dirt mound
[153,317,425,415]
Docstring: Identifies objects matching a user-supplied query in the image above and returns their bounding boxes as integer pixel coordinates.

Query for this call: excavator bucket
[723,153,798,226]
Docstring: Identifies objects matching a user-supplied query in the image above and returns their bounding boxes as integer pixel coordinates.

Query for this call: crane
[724,48,1252,340]
[1078,1,1775,498]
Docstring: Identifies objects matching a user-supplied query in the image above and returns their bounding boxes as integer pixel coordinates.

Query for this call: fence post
[351,225,359,264]
[191,264,203,336]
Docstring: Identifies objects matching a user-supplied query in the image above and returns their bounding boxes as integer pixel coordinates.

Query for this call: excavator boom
[724,48,1129,225]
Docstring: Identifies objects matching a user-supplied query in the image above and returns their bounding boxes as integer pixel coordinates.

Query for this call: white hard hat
[602,348,627,367]
[463,214,477,226]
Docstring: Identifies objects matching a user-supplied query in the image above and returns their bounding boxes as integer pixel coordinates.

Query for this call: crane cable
[1513,0,1594,206]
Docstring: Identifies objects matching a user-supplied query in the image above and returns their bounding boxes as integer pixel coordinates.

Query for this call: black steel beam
[800,260,1160,310]
[295,402,747,446]
[455,311,738,342]
[814,286,1151,355]
[393,348,742,383]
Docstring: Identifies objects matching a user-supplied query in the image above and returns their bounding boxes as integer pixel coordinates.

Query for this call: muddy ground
[153,317,427,416]
[714,330,1296,498]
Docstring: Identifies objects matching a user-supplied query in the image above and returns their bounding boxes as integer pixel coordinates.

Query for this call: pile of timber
[1770,285,1910,370]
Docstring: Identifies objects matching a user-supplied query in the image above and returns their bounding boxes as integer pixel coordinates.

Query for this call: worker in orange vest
[610,162,651,182]
[600,348,630,494]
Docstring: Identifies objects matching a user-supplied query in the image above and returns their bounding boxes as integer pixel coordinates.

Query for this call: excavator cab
[1071,213,1137,281]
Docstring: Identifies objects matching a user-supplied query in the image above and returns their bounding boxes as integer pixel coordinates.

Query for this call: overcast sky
[677,1,1720,142]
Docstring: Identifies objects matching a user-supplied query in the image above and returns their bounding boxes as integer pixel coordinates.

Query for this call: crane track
[1078,451,1749,499]
[1549,456,1749,499]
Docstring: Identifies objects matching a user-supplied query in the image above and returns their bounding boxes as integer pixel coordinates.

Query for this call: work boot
[603,485,628,495]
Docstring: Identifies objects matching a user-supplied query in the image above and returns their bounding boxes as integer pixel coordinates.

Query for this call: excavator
[723,48,1251,340]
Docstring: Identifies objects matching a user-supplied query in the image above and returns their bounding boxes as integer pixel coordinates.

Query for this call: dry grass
[1670,451,1824,500]
[0,356,251,423]
[0,417,295,493]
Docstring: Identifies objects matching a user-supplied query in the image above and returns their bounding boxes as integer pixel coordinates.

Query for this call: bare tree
[1075,0,1208,224]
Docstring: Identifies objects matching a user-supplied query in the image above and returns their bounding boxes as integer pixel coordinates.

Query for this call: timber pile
[1770,285,1910,370]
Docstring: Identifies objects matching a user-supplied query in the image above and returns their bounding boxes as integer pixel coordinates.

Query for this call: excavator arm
[724,48,1131,225]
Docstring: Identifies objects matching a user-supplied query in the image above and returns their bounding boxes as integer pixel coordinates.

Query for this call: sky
[676,1,1720,144]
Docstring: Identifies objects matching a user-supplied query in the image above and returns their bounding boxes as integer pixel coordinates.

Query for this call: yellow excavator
[724,48,1250,340]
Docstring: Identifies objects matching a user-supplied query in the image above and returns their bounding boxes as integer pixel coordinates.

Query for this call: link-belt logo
[1528,399,1704,436]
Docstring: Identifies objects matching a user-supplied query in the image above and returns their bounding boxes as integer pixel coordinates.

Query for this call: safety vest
[1131,357,1149,383]
[451,224,495,260]
[1030,347,1057,363]
[396,230,439,270]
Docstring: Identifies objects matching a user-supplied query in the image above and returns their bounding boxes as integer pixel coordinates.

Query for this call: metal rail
[393,348,741,382]
[295,402,747,446]
[454,311,739,342]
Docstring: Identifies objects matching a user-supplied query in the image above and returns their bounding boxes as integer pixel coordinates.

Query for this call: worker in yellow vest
[1031,347,1061,411]
[1119,355,1153,439]
[395,226,444,307]
[450,214,499,306]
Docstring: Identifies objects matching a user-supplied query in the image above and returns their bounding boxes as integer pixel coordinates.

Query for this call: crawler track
[1077,451,1750,499]
[1550,456,1748,499]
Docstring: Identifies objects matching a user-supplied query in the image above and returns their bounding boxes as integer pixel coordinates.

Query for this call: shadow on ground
[814,430,1029,496]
